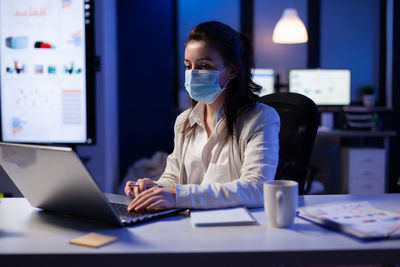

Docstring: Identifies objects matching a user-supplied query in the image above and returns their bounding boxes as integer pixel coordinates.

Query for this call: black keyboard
[110,202,158,218]
[109,202,183,225]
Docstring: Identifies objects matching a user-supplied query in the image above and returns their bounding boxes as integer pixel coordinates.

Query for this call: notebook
[69,232,118,248]
[191,206,257,226]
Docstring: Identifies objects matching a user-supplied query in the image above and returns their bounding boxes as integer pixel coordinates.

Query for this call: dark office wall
[320,0,381,103]
[117,0,174,179]
[253,0,381,103]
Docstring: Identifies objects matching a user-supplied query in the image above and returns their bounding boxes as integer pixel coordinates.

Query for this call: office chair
[259,92,320,195]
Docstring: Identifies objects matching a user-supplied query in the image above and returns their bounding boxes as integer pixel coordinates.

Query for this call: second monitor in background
[252,68,275,97]
[289,69,351,106]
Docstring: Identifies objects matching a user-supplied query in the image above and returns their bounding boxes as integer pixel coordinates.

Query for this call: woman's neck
[203,93,225,138]
[204,92,225,120]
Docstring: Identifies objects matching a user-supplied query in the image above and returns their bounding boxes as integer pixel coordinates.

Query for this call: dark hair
[182,21,260,138]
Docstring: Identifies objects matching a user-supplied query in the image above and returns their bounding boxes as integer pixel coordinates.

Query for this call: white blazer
[157,102,280,209]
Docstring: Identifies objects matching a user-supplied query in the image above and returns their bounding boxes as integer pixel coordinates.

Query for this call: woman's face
[184,40,232,89]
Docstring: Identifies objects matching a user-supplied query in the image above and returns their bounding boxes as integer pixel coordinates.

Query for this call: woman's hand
[124,178,157,197]
[127,185,176,212]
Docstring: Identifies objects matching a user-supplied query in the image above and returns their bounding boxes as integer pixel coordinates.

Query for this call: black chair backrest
[259,92,320,194]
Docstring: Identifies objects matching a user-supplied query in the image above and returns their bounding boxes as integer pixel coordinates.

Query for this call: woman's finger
[134,195,162,212]
[138,179,146,193]
[147,199,167,210]
[128,187,159,211]
[125,181,136,196]
[134,179,145,196]
[130,193,161,212]
[130,188,159,209]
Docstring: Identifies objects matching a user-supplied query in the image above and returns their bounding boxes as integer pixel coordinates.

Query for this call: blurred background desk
[317,129,396,142]
[1,194,400,267]
[311,130,397,194]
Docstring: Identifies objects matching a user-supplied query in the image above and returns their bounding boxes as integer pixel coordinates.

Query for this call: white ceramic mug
[263,180,298,228]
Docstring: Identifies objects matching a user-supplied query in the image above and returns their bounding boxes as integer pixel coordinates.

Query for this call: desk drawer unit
[340,148,385,194]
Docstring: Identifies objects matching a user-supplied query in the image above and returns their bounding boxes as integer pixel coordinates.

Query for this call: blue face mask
[184,68,228,104]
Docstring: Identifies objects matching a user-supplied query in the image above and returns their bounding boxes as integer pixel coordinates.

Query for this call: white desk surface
[1,194,400,266]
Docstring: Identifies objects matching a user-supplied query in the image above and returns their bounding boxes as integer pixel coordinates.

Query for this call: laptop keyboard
[110,202,183,225]
[110,202,157,218]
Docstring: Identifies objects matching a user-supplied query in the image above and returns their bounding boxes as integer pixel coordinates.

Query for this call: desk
[1,194,400,267]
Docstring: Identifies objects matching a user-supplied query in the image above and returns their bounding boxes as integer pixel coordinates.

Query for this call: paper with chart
[298,201,400,239]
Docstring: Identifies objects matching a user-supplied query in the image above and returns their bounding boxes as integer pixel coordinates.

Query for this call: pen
[128,184,162,188]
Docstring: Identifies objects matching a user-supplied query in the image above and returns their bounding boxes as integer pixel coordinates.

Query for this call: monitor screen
[0,0,95,144]
[252,68,274,97]
[289,69,351,106]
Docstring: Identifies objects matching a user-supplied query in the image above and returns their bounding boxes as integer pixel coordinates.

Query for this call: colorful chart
[0,0,88,143]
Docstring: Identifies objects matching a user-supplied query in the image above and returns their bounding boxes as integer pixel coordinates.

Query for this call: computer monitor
[288,69,351,106]
[252,68,275,97]
[0,0,95,144]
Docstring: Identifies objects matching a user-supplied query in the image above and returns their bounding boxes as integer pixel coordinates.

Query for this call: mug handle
[276,190,284,226]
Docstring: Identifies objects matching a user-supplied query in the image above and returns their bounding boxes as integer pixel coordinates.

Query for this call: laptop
[0,142,182,226]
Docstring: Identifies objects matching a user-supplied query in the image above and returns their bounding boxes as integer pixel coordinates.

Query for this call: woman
[125,21,280,212]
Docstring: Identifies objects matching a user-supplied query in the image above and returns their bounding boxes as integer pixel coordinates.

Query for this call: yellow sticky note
[69,232,118,248]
